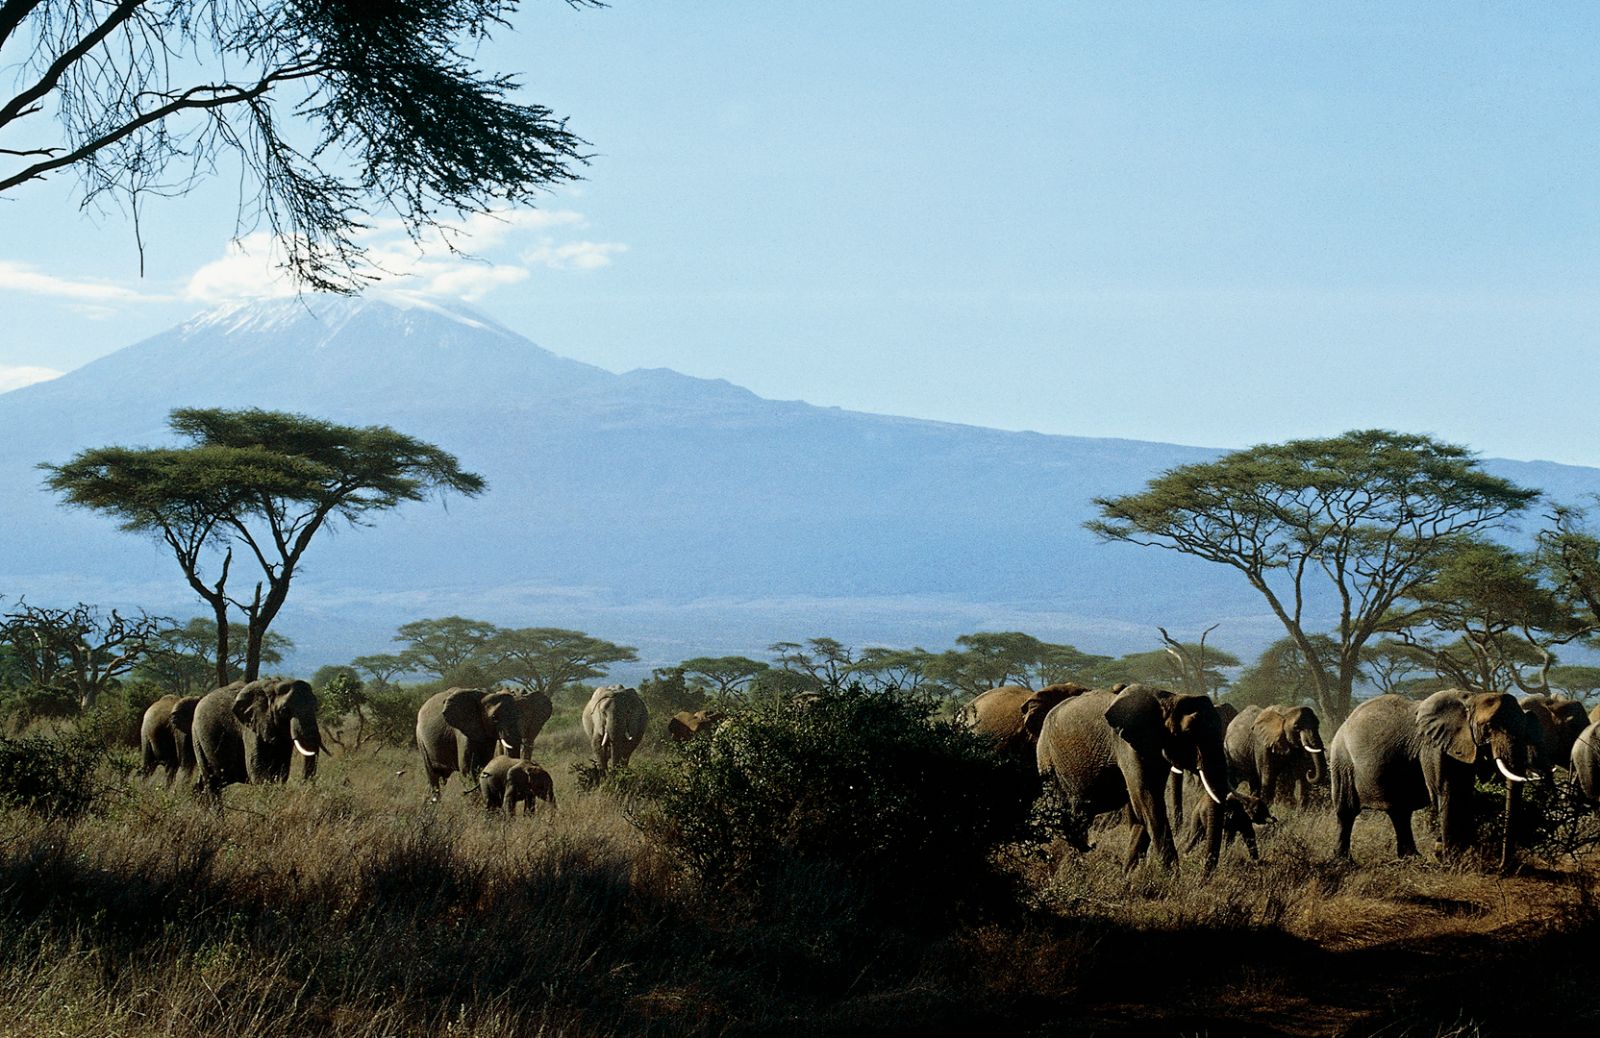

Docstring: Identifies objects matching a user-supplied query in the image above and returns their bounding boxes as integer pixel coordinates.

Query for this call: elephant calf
[1183,790,1272,862]
[480,756,556,816]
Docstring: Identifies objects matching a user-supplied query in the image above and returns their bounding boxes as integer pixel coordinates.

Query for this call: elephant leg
[1169,772,1184,838]
[1335,805,1357,859]
[1240,824,1260,861]
[1123,819,1151,872]
[163,762,179,789]
[1388,808,1418,857]
[1130,785,1177,869]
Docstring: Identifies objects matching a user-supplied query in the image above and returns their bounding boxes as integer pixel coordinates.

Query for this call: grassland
[0,722,1597,1037]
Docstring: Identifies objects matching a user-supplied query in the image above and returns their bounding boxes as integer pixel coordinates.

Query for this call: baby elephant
[1183,791,1274,861]
[480,756,556,817]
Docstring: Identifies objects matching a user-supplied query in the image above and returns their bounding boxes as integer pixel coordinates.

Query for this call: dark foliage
[0,730,110,821]
[621,683,1037,917]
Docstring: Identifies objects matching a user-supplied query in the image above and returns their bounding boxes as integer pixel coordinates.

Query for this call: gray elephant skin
[516,689,554,750]
[1035,683,1232,871]
[1570,719,1600,803]
[415,687,524,798]
[140,693,201,787]
[962,683,1089,758]
[1183,789,1272,862]
[1520,694,1587,772]
[1225,704,1326,807]
[192,679,323,797]
[1328,690,1534,861]
[480,756,556,816]
[582,684,649,774]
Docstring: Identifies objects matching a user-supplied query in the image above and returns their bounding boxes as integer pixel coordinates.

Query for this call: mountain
[3,295,1597,675]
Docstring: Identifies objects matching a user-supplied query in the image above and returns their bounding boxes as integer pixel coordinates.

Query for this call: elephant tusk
[1198,768,1223,806]
[1495,758,1530,783]
[292,739,316,758]
[1170,766,1183,776]
[499,738,513,754]
[1302,743,1324,754]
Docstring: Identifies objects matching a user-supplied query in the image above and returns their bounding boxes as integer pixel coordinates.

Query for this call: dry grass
[1,729,1599,1036]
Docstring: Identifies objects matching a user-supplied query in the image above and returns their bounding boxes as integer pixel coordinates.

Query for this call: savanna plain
[1,700,1597,1038]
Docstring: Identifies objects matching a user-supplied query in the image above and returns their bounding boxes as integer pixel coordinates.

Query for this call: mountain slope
[3,296,1594,672]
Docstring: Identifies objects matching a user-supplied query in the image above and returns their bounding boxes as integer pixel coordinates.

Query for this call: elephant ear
[1474,692,1531,743]
[1255,707,1293,755]
[1103,684,1167,753]
[1020,694,1055,739]
[1416,691,1477,764]
[231,681,273,739]
[441,687,489,738]
[171,697,200,736]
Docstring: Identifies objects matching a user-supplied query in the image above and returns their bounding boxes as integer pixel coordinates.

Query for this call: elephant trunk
[1302,732,1326,786]
[290,715,322,782]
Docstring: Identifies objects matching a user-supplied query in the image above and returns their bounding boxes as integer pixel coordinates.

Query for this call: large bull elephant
[1225,704,1326,807]
[962,682,1089,757]
[140,693,201,787]
[415,687,524,800]
[1329,690,1535,864]
[1036,684,1232,872]
[192,679,323,799]
[582,685,649,775]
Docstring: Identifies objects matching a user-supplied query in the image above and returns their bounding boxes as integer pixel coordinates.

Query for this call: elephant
[582,684,649,775]
[1183,789,1273,862]
[1035,683,1232,872]
[1570,720,1600,803]
[1224,704,1326,807]
[480,756,556,816]
[961,682,1089,757]
[1329,690,1535,863]
[514,689,554,750]
[139,693,200,787]
[191,679,322,799]
[1520,694,1588,772]
[1214,702,1240,730]
[667,709,725,742]
[415,687,524,800]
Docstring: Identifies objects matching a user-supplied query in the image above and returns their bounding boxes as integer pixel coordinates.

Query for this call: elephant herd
[137,679,655,816]
[966,681,1600,872]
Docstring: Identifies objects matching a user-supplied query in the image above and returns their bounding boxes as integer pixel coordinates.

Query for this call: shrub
[364,684,430,749]
[621,683,1036,918]
[0,729,110,821]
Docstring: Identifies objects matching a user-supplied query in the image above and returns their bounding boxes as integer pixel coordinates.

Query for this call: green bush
[621,683,1035,916]
[365,684,430,749]
[0,729,110,820]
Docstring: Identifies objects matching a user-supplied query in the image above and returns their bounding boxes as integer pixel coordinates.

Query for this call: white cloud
[182,233,299,304]
[521,241,630,271]
[0,261,158,303]
[178,206,626,305]
[0,365,65,393]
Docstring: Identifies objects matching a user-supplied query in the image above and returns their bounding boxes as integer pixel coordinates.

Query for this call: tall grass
[0,728,1597,1036]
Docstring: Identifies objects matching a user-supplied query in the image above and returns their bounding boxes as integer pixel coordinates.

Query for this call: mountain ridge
[3,296,1597,675]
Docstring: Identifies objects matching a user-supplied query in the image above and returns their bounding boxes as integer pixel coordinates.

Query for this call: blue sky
[2,2,1597,463]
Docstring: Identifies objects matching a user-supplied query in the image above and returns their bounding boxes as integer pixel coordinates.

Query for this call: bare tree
[1,0,598,289]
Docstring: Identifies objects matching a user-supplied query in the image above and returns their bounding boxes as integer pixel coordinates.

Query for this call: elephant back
[1224,705,1262,784]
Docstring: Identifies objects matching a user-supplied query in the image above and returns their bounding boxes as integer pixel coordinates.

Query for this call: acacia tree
[679,656,770,697]
[45,408,485,681]
[1228,635,1340,710]
[138,616,291,694]
[1089,430,1539,723]
[480,627,637,698]
[1382,539,1586,694]
[0,0,597,289]
[394,616,501,682]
